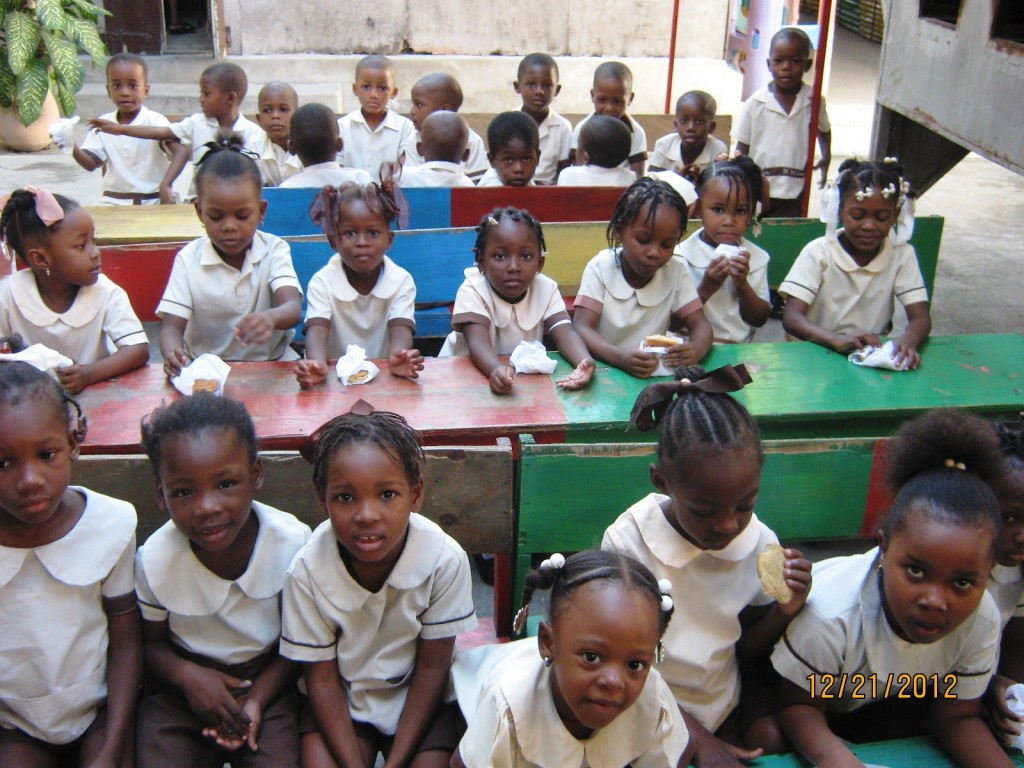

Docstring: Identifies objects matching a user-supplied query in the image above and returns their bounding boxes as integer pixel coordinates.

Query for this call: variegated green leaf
[65,0,111,21]
[4,10,42,75]
[36,0,67,32]
[66,16,106,61]
[44,30,83,91]
[15,58,49,125]
[0,58,15,108]
[55,77,76,115]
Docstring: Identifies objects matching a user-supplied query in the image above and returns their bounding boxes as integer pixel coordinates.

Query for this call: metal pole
[802,0,834,216]
[665,0,683,114]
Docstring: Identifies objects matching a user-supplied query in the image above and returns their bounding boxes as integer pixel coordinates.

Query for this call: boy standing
[73,53,183,205]
[403,73,489,179]
[256,80,302,185]
[734,27,831,217]
[280,103,372,188]
[570,62,648,177]
[338,55,414,180]
[558,115,635,187]
[513,53,571,185]
[649,91,728,182]
[398,112,475,188]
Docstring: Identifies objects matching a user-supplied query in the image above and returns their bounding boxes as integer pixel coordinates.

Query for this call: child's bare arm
[629,156,646,179]
[462,321,514,394]
[548,320,595,390]
[384,636,456,768]
[730,251,772,328]
[88,118,176,141]
[95,594,142,767]
[159,314,191,377]
[72,144,102,173]
[734,142,750,156]
[305,659,365,768]
[680,705,763,767]
[735,548,812,660]
[387,322,424,379]
[295,324,329,389]
[572,305,658,378]
[891,301,931,370]
[234,286,303,347]
[778,679,864,768]
[56,343,149,394]
[205,654,300,753]
[160,142,190,204]
[815,131,832,188]
[782,296,880,353]
[933,697,1015,768]
[666,306,713,367]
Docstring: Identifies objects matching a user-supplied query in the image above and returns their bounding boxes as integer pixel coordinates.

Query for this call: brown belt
[103,191,161,203]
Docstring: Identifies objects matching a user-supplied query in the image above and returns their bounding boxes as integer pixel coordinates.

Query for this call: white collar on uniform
[634,492,762,567]
[462,267,552,331]
[140,502,309,615]
[597,248,680,307]
[327,254,405,302]
[8,269,109,329]
[990,563,1024,586]
[200,112,253,133]
[757,83,812,115]
[419,161,464,174]
[502,641,671,768]
[304,513,447,610]
[0,487,135,588]
[831,233,893,275]
[349,109,402,133]
[680,231,769,272]
[199,231,269,275]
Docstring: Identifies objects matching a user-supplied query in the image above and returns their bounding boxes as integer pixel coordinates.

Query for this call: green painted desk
[554,333,1024,441]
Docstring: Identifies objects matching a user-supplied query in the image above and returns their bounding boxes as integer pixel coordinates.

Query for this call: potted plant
[0,0,109,150]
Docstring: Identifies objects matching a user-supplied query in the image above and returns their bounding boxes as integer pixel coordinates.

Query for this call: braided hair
[0,189,80,263]
[607,177,688,250]
[0,360,84,438]
[835,158,911,215]
[140,394,258,475]
[310,181,401,248]
[995,415,1024,471]
[194,134,263,199]
[473,207,546,262]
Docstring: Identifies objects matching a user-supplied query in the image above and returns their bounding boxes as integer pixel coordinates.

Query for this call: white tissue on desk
[639,332,686,377]
[0,343,73,375]
[509,340,557,374]
[1005,684,1024,751]
[848,340,910,371]
[171,353,230,396]
[336,344,379,385]
[48,116,80,154]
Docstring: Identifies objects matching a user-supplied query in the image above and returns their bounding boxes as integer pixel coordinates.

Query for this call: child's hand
[235,312,275,347]
[680,162,701,182]
[182,667,252,732]
[728,249,752,285]
[203,697,263,752]
[489,364,515,395]
[624,349,659,378]
[159,183,179,205]
[777,547,812,617]
[663,341,701,369]
[692,730,764,768]
[163,347,192,378]
[890,334,922,370]
[56,363,88,394]
[700,255,731,298]
[389,348,424,379]
[829,329,880,354]
[556,358,595,390]
[985,674,1023,745]
[87,118,121,135]
[814,156,831,189]
[295,359,328,389]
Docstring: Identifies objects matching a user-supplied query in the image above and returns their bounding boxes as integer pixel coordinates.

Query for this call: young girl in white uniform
[453,549,692,768]
[293,182,424,389]
[134,394,310,768]
[573,178,713,378]
[676,158,771,343]
[0,361,140,766]
[0,188,149,393]
[281,407,477,768]
[438,207,595,395]
[603,363,812,767]
[156,140,304,378]
[772,409,1010,768]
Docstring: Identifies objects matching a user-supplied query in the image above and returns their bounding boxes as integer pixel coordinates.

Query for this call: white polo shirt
[778,235,928,336]
[261,141,302,187]
[533,109,573,185]
[454,639,689,768]
[475,168,536,188]
[0,270,147,364]
[733,83,830,200]
[80,106,172,203]
[280,514,477,735]
[649,133,728,174]
[987,564,1024,628]
[338,109,414,179]
[304,254,416,360]
[0,488,136,744]
[156,231,302,361]
[773,549,1000,712]
[676,230,770,343]
[398,161,476,188]
[403,127,489,178]
[170,112,272,191]
[557,164,635,187]
[571,112,648,169]
[603,493,777,731]
[575,249,702,349]
[279,162,373,189]
[136,502,310,665]
[439,269,568,357]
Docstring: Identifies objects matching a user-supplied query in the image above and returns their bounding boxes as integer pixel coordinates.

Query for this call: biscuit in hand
[757,543,794,604]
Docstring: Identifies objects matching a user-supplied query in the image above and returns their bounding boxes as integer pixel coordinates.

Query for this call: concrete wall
[226,0,730,59]
[876,0,1024,174]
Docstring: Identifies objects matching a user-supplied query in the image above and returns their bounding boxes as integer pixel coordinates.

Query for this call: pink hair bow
[25,186,65,226]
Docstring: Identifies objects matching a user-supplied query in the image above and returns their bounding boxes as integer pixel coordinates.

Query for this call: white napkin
[848,340,910,371]
[336,344,379,385]
[171,353,230,396]
[509,340,557,374]
[0,343,73,375]
[48,116,80,154]
[640,331,686,377]
[713,243,741,260]
[1006,684,1024,751]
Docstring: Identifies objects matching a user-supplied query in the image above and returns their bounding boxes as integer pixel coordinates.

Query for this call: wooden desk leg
[493,553,512,639]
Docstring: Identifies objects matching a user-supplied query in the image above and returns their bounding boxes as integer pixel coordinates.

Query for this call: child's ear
[553,83,562,98]
[803,58,813,73]
[416,141,424,158]
[709,118,717,135]
[579,148,591,166]
[537,619,555,662]
[537,253,546,273]
[627,91,635,106]
[650,462,669,494]
[193,200,203,222]
[462,147,470,163]
[25,246,51,275]
[385,229,395,248]
[351,82,359,97]
[513,80,521,94]
[691,197,703,218]
[335,137,344,153]
[259,199,268,222]
[154,482,169,515]
[877,528,888,555]
[67,413,86,460]
[252,456,265,492]
[487,151,497,169]
[409,478,425,513]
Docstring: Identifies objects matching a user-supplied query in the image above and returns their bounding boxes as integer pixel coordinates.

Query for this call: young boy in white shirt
[338,54,414,180]
[570,61,648,177]
[280,103,372,188]
[398,112,475,188]
[649,90,728,182]
[403,73,489,179]
[255,80,302,186]
[558,114,635,187]
[512,52,571,185]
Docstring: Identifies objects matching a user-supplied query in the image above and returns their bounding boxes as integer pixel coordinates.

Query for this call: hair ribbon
[0,186,65,228]
[628,363,752,432]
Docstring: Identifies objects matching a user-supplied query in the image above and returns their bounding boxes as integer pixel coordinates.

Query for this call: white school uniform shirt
[733,83,830,200]
[261,140,302,187]
[475,168,536,188]
[0,270,148,363]
[575,249,702,349]
[403,127,489,177]
[439,269,568,357]
[304,254,416,360]
[603,493,777,731]
[398,161,476,188]
[533,109,573,185]
[571,112,648,170]
[280,514,477,735]
[170,112,273,191]
[279,161,373,189]
[454,639,689,768]
[778,235,928,336]
[338,109,414,179]
[676,230,770,343]
[0,488,136,744]
[156,230,302,361]
[557,164,635,187]
[772,548,1001,712]
[987,564,1024,628]
[648,133,728,174]
[80,106,172,203]
[135,503,311,665]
